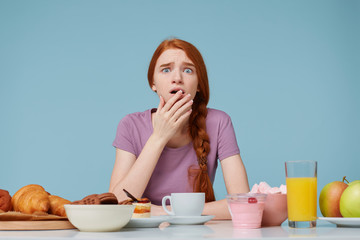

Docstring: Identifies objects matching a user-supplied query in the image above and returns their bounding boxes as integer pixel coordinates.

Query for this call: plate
[318,217,360,228]
[167,215,214,225]
[125,216,171,228]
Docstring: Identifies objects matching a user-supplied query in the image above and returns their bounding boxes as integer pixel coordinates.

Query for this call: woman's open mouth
[170,89,185,95]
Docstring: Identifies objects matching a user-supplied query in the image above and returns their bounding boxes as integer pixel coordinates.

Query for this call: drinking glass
[285,160,317,228]
[226,193,267,229]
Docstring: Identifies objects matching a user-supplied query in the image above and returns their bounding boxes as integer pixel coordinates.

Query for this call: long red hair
[147,38,215,202]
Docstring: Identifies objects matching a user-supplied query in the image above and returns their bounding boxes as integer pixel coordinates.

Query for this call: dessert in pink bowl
[250,182,288,227]
[226,193,267,229]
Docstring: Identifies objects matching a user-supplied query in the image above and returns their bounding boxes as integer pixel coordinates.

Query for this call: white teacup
[161,192,205,216]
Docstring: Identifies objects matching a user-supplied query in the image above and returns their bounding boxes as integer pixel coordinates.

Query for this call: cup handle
[161,195,174,215]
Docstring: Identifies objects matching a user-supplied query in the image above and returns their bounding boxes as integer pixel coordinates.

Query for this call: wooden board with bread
[0,184,135,231]
[0,184,75,230]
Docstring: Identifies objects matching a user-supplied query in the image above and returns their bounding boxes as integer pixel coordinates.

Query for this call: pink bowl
[261,194,288,227]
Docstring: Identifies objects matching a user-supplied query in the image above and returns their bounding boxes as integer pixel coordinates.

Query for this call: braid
[188,96,215,202]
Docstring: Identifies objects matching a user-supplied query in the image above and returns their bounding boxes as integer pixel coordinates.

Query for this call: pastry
[75,194,101,205]
[71,200,82,205]
[98,192,118,204]
[118,199,133,205]
[132,198,151,218]
[71,192,118,205]
[0,189,12,212]
[11,184,50,214]
[49,195,71,217]
[119,198,151,218]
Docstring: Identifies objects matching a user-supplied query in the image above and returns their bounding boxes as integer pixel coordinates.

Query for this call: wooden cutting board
[0,212,75,230]
[0,220,76,230]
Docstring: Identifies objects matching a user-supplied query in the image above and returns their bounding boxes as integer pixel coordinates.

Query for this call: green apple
[340,181,360,217]
[349,180,360,186]
[319,180,348,217]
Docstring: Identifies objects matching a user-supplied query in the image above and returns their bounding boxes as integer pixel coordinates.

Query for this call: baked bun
[49,195,71,217]
[12,184,50,214]
[0,189,12,212]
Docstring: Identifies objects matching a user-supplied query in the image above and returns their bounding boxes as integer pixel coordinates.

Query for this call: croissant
[11,184,50,214]
[49,195,71,217]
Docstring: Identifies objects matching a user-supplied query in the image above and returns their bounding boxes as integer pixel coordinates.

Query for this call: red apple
[319,177,348,217]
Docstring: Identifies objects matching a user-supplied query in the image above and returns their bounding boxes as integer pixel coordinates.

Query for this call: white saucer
[167,215,214,225]
[318,217,360,228]
[125,216,171,228]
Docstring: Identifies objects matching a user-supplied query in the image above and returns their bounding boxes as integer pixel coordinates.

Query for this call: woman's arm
[202,154,249,219]
[109,135,167,201]
[151,154,249,219]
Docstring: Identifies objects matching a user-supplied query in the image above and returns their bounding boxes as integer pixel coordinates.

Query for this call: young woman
[109,38,249,219]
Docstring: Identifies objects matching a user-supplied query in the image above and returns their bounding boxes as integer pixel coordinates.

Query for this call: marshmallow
[279,184,287,194]
[258,182,272,193]
[268,187,281,194]
[250,183,259,193]
[249,182,287,194]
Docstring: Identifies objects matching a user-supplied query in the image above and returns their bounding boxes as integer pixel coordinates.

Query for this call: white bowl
[64,204,135,232]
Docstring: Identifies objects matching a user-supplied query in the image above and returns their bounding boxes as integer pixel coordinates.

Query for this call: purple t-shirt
[112,108,240,205]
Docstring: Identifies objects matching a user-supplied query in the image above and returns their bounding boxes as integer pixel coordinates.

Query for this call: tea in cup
[161,193,205,216]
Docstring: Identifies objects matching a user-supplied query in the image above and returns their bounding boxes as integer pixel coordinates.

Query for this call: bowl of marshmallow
[250,182,288,227]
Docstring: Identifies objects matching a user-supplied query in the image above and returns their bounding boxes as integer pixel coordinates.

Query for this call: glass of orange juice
[285,160,317,228]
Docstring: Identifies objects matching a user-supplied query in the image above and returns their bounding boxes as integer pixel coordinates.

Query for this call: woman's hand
[152,91,193,143]
[150,204,170,216]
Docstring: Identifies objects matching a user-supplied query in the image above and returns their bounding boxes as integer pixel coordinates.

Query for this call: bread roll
[0,189,12,212]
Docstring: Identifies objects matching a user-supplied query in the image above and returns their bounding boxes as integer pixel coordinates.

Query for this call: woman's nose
[172,69,183,83]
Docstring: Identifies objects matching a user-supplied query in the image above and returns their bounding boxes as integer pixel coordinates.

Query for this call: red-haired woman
[110,38,249,219]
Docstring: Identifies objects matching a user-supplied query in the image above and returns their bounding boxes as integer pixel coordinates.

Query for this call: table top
[0,219,359,240]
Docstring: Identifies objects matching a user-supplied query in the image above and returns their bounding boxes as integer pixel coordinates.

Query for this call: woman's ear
[152,85,157,92]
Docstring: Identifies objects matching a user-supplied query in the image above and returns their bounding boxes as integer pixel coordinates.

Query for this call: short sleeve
[217,113,240,161]
[112,115,136,155]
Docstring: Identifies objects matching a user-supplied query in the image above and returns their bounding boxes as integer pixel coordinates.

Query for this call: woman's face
[152,49,198,103]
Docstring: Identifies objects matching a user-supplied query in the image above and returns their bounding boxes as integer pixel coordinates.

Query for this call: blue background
[1,0,359,216]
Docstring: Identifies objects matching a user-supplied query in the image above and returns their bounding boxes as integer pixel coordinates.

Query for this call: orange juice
[286,177,317,221]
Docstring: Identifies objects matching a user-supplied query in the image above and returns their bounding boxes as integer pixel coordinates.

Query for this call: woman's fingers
[168,93,192,116]
[157,95,165,112]
[160,91,184,113]
[153,91,193,142]
[174,108,193,127]
[171,98,193,122]
[160,92,193,122]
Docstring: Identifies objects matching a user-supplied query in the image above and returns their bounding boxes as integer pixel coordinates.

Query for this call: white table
[0,220,359,240]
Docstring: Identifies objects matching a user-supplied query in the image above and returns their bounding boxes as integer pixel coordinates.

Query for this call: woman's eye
[184,68,193,73]
[162,68,170,73]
